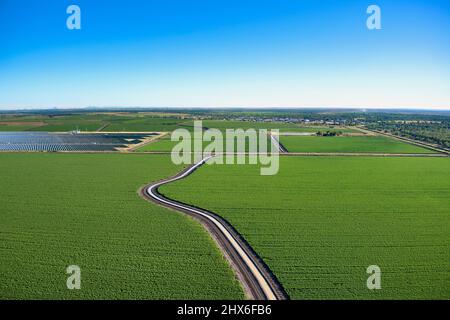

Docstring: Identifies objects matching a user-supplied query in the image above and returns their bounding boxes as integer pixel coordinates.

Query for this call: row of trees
[366,122,450,149]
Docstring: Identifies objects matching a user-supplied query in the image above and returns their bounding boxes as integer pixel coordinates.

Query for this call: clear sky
[0,0,449,110]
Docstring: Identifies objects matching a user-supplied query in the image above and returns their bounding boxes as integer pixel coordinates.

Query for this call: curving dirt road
[140,156,288,300]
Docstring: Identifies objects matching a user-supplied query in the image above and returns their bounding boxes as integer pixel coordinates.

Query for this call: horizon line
[1,106,450,112]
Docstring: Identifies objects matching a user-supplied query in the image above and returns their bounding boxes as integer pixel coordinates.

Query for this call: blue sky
[0,0,449,109]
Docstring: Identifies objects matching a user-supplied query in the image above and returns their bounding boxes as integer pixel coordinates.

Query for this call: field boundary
[96,123,110,132]
[2,150,447,157]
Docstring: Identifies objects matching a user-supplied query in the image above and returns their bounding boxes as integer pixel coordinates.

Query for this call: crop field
[0,113,193,133]
[0,114,106,132]
[0,114,357,135]
[0,123,44,131]
[160,156,450,299]
[105,117,193,132]
[202,120,355,133]
[28,120,105,132]
[0,153,243,299]
[137,135,274,152]
[280,135,434,153]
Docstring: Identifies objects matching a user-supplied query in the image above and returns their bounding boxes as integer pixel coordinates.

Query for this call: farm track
[140,156,289,300]
[133,151,447,157]
[1,150,448,157]
[96,123,110,132]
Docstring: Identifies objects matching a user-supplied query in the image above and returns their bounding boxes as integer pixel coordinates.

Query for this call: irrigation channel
[270,134,288,153]
[141,156,289,300]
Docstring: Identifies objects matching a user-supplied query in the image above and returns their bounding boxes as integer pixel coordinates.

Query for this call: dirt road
[140,156,288,300]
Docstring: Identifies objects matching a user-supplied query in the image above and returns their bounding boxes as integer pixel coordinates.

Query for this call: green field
[0,114,193,132]
[0,124,42,131]
[0,114,356,134]
[202,120,355,133]
[0,153,243,299]
[137,135,274,152]
[280,135,434,153]
[28,120,105,132]
[1,112,448,300]
[161,157,450,299]
[106,117,193,132]
[0,114,105,132]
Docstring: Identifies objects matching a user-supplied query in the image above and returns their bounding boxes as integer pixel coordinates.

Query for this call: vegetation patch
[137,135,273,153]
[280,135,434,153]
[201,120,355,133]
[161,157,450,299]
[0,153,243,299]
